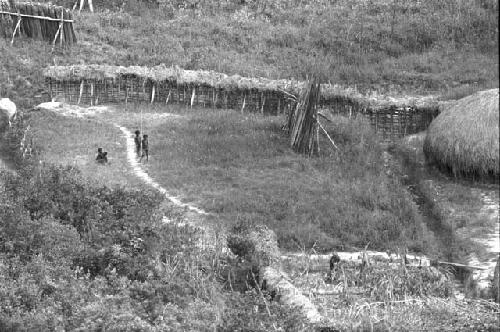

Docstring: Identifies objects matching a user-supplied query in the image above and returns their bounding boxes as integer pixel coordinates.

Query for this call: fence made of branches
[0,1,76,46]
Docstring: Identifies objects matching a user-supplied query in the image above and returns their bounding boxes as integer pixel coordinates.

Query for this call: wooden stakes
[79,0,94,13]
[78,80,84,104]
[10,12,20,44]
[166,90,171,104]
[241,95,246,113]
[151,84,156,103]
[3,2,76,47]
[190,87,195,108]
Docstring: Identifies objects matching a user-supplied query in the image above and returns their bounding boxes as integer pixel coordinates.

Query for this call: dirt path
[467,192,500,289]
[114,124,207,215]
[394,133,500,292]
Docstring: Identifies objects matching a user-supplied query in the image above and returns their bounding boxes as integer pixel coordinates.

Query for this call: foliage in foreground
[0,160,310,331]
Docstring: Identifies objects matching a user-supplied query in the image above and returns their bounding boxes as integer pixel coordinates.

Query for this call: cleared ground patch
[27,107,145,188]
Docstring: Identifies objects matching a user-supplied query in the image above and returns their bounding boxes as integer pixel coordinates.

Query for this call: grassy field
[26,108,146,188]
[89,103,436,254]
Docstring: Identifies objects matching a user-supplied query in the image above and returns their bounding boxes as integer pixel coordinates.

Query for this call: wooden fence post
[190,87,195,108]
[151,84,156,103]
[77,80,84,104]
[241,95,246,114]
[79,0,93,13]
[11,13,21,45]
[59,8,63,47]
[261,92,265,114]
[166,90,171,104]
[90,81,94,106]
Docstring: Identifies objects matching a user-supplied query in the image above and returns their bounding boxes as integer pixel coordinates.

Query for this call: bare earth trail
[465,191,500,289]
[395,133,500,291]
[114,124,207,215]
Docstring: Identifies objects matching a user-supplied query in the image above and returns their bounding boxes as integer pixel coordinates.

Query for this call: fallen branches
[317,119,338,151]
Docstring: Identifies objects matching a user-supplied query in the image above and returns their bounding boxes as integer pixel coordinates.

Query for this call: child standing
[134,130,141,158]
[140,134,149,162]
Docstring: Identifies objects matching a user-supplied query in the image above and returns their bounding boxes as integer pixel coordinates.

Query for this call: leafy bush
[0,155,311,330]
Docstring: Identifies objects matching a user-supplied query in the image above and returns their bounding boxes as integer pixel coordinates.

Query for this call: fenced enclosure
[320,95,440,142]
[44,65,440,143]
[45,77,294,116]
[0,1,76,45]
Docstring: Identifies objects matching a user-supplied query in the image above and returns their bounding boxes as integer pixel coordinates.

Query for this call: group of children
[95,130,149,165]
[134,130,149,162]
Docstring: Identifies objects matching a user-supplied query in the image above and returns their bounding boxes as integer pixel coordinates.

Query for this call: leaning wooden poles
[288,78,321,156]
[0,2,76,46]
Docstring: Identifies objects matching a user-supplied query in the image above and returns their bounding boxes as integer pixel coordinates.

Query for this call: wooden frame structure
[0,2,76,47]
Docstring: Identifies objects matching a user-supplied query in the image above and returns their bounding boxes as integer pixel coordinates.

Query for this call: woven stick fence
[43,65,440,141]
[0,1,76,46]
[319,95,440,143]
[43,65,297,115]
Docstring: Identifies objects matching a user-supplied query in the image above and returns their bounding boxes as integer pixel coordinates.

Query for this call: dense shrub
[0,154,310,330]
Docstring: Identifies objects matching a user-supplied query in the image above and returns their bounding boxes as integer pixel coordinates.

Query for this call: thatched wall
[423,88,499,180]
[44,65,440,141]
[0,1,76,45]
[46,77,294,115]
[321,95,439,142]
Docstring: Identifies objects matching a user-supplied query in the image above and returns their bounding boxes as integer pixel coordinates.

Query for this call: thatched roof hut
[423,89,499,180]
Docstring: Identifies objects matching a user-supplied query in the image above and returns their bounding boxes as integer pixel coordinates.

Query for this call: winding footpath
[115,123,327,325]
[114,124,207,215]
[467,192,500,289]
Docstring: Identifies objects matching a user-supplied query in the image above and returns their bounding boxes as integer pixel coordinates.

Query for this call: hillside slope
[1,0,498,108]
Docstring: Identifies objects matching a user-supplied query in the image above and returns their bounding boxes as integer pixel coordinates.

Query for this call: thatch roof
[43,64,301,93]
[43,65,440,110]
[423,88,499,180]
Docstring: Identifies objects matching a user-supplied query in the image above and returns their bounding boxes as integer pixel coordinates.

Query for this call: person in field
[96,147,108,164]
[101,151,108,164]
[96,147,104,161]
[134,130,142,158]
[139,134,149,162]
